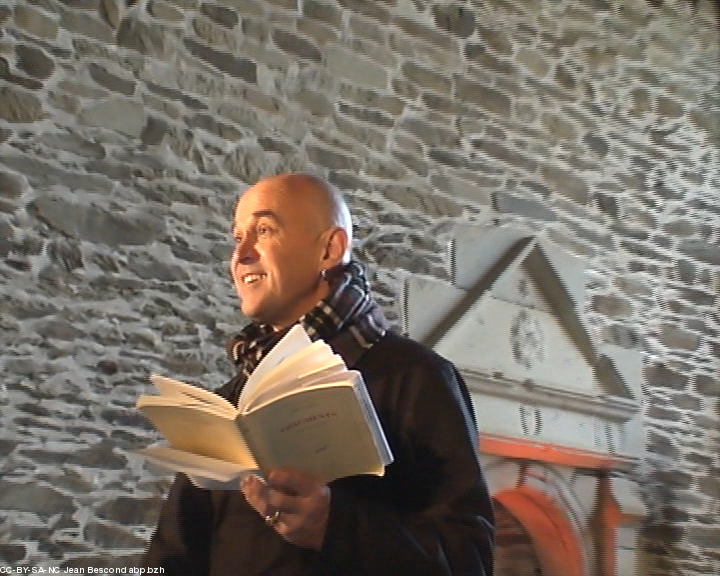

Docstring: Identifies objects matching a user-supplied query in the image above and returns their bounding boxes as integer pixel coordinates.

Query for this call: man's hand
[241,468,331,551]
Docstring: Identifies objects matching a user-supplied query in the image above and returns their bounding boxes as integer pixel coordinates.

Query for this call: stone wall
[0,0,718,573]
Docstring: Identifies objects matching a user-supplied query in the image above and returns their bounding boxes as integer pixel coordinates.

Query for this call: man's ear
[322,227,349,268]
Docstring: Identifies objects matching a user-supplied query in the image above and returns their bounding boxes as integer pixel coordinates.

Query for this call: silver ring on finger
[264,508,281,526]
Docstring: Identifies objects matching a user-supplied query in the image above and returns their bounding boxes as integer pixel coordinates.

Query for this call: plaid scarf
[226,261,388,389]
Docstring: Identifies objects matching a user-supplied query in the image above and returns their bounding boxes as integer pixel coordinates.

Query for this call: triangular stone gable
[401,225,638,404]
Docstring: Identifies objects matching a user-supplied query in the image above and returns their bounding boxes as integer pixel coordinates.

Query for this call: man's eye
[257,225,271,235]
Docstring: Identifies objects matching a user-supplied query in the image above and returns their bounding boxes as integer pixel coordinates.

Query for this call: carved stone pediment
[401,225,643,466]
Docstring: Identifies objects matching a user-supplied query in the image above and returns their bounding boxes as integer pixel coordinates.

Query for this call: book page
[137,403,257,467]
[138,444,259,489]
[239,324,312,408]
[151,375,236,415]
[242,352,345,412]
[241,381,387,483]
[137,395,232,419]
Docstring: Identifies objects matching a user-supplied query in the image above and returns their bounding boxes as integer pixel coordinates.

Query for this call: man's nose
[233,236,258,264]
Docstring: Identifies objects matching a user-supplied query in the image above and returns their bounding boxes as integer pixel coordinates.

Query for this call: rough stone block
[475,140,537,173]
[307,144,362,171]
[0,86,44,122]
[13,5,59,40]
[456,79,511,117]
[99,0,121,29]
[201,2,239,27]
[184,38,256,83]
[60,8,114,42]
[272,29,321,62]
[338,102,393,128]
[431,4,475,38]
[401,62,450,94]
[117,17,176,58]
[540,165,590,204]
[78,98,146,137]
[494,193,556,221]
[0,171,28,199]
[15,45,54,80]
[325,46,387,90]
[88,64,136,96]
[679,240,720,266]
[393,16,453,49]
[304,0,343,27]
[338,0,390,23]
[148,0,185,23]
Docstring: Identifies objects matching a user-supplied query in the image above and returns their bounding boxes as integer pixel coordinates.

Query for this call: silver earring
[320,268,327,279]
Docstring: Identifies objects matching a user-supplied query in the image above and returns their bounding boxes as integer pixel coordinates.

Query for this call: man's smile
[241,273,267,285]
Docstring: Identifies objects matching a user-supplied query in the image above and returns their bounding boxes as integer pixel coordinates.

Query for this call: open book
[136,324,393,489]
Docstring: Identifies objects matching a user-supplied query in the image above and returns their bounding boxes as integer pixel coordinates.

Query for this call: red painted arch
[494,487,587,576]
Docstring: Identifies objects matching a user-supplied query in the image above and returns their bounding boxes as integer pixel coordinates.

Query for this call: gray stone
[687,526,720,549]
[13,5,59,40]
[272,29,321,62]
[99,0,120,29]
[432,4,475,38]
[96,496,161,525]
[200,2,239,27]
[0,171,28,198]
[46,238,84,272]
[0,481,74,517]
[540,165,590,204]
[0,544,27,563]
[117,17,176,58]
[325,46,388,90]
[680,240,720,266]
[583,133,610,158]
[140,116,169,146]
[338,102,393,128]
[305,0,343,26]
[474,140,537,172]
[401,62,449,93]
[456,80,511,117]
[73,439,128,469]
[60,8,114,42]
[84,521,146,549]
[88,63,136,96]
[127,252,190,282]
[0,86,44,123]
[36,131,106,159]
[494,193,556,221]
[184,38,256,82]
[148,0,185,22]
[29,196,166,247]
[307,144,362,171]
[15,45,54,80]
[338,0,390,23]
[78,98,146,137]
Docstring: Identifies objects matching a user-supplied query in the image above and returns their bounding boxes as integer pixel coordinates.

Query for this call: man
[143,173,495,575]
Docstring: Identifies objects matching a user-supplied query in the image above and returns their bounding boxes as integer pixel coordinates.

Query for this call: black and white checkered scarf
[226,260,388,388]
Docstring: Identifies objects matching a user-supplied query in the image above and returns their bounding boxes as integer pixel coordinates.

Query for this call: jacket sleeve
[317,359,495,576]
[142,473,213,575]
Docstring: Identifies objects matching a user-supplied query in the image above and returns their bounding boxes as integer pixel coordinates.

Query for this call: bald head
[251,173,353,263]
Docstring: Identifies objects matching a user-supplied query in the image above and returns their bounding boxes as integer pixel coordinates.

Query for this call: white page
[138,444,259,489]
[243,356,346,412]
[238,324,312,408]
[241,340,337,410]
[152,375,234,412]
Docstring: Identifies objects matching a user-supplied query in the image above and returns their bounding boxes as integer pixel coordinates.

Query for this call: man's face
[230,179,330,330]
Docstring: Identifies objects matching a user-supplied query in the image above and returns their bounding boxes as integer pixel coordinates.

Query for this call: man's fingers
[267,467,319,496]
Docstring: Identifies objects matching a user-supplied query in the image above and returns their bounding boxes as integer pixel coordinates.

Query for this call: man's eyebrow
[232,210,281,235]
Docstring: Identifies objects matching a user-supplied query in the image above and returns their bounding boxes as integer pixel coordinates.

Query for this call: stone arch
[494,487,586,576]
[484,457,592,576]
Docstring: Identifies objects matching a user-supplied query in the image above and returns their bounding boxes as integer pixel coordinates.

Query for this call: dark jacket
[143,331,495,575]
